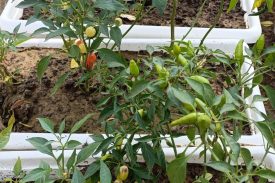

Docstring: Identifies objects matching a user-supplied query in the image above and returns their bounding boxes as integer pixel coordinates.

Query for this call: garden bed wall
[0,146,274,180]
[0,0,261,43]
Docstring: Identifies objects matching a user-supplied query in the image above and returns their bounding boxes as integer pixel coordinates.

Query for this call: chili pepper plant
[16,0,152,93]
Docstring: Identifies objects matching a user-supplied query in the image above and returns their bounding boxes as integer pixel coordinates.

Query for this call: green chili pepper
[130,59,139,77]
[176,54,188,67]
[190,75,210,85]
[235,39,244,66]
[173,43,181,55]
[170,112,203,127]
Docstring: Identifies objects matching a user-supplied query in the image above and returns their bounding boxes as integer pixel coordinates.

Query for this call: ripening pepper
[86,52,97,70]
[129,59,139,77]
[74,39,87,54]
[85,26,97,38]
[117,165,129,181]
[115,18,123,27]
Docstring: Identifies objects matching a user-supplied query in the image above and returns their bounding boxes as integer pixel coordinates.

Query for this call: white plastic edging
[0,147,274,180]
[1,39,266,150]
[3,133,265,151]
[0,0,261,43]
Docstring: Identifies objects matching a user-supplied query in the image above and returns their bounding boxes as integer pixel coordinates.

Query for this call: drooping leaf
[255,169,275,180]
[72,169,85,183]
[127,80,150,99]
[110,26,122,47]
[206,161,234,173]
[76,142,99,164]
[263,85,275,109]
[94,0,125,11]
[255,122,274,148]
[152,0,168,15]
[37,56,51,83]
[26,137,53,157]
[97,48,126,68]
[21,168,50,183]
[51,72,70,95]
[0,113,15,150]
[167,154,187,183]
[71,114,93,133]
[37,118,54,133]
[100,160,112,183]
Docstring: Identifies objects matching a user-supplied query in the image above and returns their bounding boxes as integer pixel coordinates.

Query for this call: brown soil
[0,48,251,134]
[20,0,246,28]
[259,10,275,119]
[0,48,103,133]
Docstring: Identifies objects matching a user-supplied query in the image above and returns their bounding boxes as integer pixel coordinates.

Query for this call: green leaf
[110,26,122,47]
[16,0,43,8]
[37,56,51,83]
[67,149,77,170]
[253,34,265,55]
[255,122,274,147]
[84,161,100,178]
[255,169,275,180]
[152,0,168,15]
[266,0,273,12]
[13,157,22,177]
[221,129,240,163]
[94,137,114,155]
[262,46,275,56]
[72,169,85,183]
[58,120,65,134]
[27,137,53,157]
[186,127,196,143]
[127,80,150,99]
[45,27,71,41]
[167,154,187,183]
[76,143,99,164]
[21,168,50,183]
[66,140,82,149]
[100,160,112,183]
[212,142,225,161]
[97,48,126,68]
[0,113,15,150]
[240,148,253,172]
[31,27,50,37]
[94,0,125,11]
[71,114,93,133]
[206,161,233,173]
[263,85,275,109]
[51,72,70,95]
[141,143,156,172]
[91,37,104,50]
[227,0,238,12]
[37,118,54,133]
[235,40,244,66]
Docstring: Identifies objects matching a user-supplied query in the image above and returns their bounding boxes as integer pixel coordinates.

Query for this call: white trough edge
[1,39,266,150]
[0,147,274,180]
[0,0,262,43]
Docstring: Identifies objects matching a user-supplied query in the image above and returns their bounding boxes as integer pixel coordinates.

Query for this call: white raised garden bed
[0,39,267,152]
[0,0,261,43]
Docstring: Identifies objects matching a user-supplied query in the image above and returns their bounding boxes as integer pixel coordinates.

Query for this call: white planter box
[0,39,267,151]
[0,147,274,180]
[0,0,261,43]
